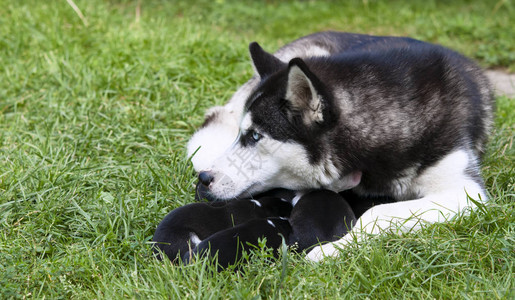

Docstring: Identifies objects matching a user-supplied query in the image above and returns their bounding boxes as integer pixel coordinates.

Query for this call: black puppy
[152,196,292,262]
[183,217,292,270]
[339,189,396,218]
[289,189,356,251]
[183,189,357,269]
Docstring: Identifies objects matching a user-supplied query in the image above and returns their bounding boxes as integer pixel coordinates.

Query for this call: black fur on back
[246,39,493,198]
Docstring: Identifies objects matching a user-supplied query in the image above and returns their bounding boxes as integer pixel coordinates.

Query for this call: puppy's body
[184,218,292,270]
[289,190,356,251]
[339,189,395,218]
[184,190,357,270]
[152,197,292,262]
[194,32,493,261]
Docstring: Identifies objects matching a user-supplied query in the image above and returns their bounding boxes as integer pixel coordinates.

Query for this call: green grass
[0,0,513,298]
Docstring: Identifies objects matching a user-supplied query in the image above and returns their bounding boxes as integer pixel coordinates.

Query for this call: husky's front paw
[305,243,338,262]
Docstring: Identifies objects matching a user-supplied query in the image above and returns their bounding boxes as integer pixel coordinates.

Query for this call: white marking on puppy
[291,193,304,206]
[189,233,202,247]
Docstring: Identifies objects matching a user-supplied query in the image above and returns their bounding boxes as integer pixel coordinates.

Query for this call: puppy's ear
[249,42,285,79]
[285,58,325,126]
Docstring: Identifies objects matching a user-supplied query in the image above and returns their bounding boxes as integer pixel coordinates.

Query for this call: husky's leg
[306,149,487,262]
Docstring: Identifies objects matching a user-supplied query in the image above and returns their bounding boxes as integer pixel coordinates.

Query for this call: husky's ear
[249,42,285,79]
[285,58,325,126]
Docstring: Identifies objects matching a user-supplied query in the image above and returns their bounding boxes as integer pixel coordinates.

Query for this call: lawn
[0,0,513,298]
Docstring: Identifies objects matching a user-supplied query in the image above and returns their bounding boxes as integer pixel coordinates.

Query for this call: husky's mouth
[194,181,219,202]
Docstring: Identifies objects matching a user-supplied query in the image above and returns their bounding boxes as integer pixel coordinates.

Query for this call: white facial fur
[204,112,361,200]
[186,107,239,172]
[187,79,258,172]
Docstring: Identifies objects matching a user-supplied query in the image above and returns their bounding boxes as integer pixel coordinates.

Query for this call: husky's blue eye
[251,131,262,142]
[241,130,263,146]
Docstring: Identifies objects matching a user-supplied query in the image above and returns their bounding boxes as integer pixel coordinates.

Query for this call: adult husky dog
[190,32,494,261]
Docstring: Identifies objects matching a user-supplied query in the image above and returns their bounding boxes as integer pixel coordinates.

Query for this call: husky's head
[198,43,361,200]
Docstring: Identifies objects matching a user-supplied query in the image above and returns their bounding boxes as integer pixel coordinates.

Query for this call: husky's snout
[198,171,215,187]
[196,170,242,201]
[196,171,217,201]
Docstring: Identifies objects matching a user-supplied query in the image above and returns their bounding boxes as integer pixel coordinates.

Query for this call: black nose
[195,181,218,202]
[198,171,214,186]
